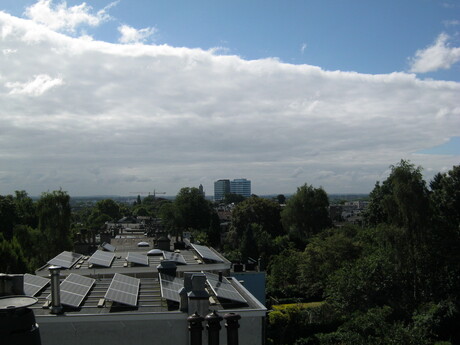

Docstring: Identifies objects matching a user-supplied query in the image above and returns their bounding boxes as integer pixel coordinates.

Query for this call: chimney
[48,266,63,314]
[0,274,41,344]
[187,312,204,345]
[224,313,241,345]
[187,273,209,318]
[0,273,25,296]
[156,260,177,276]
[206,310,223,345]
[180,272,195,312]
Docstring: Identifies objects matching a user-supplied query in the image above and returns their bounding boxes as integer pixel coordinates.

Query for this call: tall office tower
[214,179,230,201]
[230,178,251,198]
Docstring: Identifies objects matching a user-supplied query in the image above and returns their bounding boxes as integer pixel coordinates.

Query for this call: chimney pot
[49,266,63,315]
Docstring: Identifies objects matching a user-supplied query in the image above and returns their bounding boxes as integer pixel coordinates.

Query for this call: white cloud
[24,0,112,33]
[2,48,16,55]
[443,20,460,27]
[5,74,63,96]
[409,33,460,73]
[0,11,458,196]
[118,24,155,44]
[300,43,307,54]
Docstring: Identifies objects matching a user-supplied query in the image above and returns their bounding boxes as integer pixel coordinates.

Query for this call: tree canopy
[281,184,331,247]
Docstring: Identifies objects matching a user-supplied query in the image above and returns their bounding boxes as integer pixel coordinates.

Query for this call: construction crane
[130,190,166,198]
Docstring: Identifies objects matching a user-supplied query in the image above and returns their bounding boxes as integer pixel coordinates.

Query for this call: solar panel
[190,243,224,263]
[47,251,83,269]
[205,272,247,304]
[101,242,116,252]
[23,274,50,296]
[88,250,115,267]
[159,273,183,302]
[47,274,95,307]
[126,252,149,266]
[104,273,140,306]
[163,251,187,265]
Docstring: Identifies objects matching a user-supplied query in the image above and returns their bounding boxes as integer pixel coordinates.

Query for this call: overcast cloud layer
[0,10,459,196]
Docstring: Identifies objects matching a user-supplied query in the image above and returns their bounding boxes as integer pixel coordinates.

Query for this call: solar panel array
[23,273,50,296]
[126,252,149,266]
[205,272,247,304]
[47,251,83,269]
[105,273,140,306]
[159,273,183,303]
[101,242,116,252]
[191,243,224,263]
[163,251,187,265]
[88,250,115,267]
[47,274,95,307]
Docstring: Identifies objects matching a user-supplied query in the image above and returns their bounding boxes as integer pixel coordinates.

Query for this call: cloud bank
[0,10,459,196]
[410,33,460,73]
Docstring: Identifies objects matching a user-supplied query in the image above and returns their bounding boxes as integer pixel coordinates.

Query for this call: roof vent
[187,273,209,317]
[48,266,63,315]
[156,260,177,276]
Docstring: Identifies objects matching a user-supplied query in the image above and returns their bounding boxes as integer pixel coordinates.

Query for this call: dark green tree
[14,190,37,228]
[267,248,305,299]
[276,194,286,204]
[174,187,212,231]
[0,194,17,240]
[363,160,432,304]
[281,184,331,246]
[224,193,246,204]
[231,196,283,238]
[95,199,122,221]
[37,190,72,259]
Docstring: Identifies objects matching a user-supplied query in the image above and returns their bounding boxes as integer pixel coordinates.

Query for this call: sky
[0,0,459,197]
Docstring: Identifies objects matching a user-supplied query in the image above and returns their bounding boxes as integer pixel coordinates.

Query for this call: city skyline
[0,0,459,197]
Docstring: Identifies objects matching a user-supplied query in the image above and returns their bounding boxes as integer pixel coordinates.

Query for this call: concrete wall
[37,311,265,345]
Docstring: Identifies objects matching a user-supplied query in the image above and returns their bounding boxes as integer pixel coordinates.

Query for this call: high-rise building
[230,178,251,198]
[214,179,230,201]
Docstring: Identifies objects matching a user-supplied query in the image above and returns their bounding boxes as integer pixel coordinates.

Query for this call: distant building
[198,184,205,197]
[230,178,251,198]
[214,179,230,201]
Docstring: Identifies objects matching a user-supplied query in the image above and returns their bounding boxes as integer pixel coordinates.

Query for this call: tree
[267,248,305,299]
[174,187,212,231]
[281,184,331,246]
[276,194,286,204]
[207,211,221,247]
[363,160,432,304]
[37,190,72,259]
[224,193,246,204]
[95,199,122,221]
[0,194,17,240]
[299,226,362,300]
[231,196,283,238]
[14,190,37,228]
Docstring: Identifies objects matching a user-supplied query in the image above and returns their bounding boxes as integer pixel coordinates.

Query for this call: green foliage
[14,190,37,228]
[267,249,305,298]
[224,193,246,204]
[281,184,331,248]
[231,196,283,238]
[0,194,17,240]
[299,226,362,300]
[94,199,122,220]
[276,194,286,204]
[268,303,340,345]
[174,187,212,230]
[37,190,72,259]
[0,233,30,273]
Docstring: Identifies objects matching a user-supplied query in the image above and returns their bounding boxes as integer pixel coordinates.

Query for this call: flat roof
[36,247,231,277]
[28,273,264,317]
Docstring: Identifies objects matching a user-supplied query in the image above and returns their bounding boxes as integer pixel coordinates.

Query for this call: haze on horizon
[0,0,459,197]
